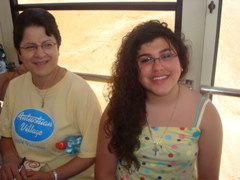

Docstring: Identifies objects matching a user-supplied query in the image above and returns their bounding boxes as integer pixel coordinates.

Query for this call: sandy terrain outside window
[49,10,175,108]
[213,1,240,179]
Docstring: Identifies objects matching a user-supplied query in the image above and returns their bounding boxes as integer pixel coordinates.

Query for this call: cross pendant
[41,100,44,108]
[154,143,159,156]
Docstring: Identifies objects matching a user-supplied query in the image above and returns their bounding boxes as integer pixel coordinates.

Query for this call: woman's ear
[16,49,23,63]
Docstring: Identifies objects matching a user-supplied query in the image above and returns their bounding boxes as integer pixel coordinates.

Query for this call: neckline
[31,70,69,92]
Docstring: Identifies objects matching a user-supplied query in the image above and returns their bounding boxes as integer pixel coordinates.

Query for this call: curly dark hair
[104,20,189,172]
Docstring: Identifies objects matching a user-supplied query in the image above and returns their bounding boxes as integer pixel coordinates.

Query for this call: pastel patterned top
[117,97,210,180]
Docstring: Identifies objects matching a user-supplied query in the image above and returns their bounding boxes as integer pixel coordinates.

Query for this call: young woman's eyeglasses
[20,41,57,52]
[137,53,177,67]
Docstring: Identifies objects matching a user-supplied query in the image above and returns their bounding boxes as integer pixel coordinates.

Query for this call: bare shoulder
[173,85,206,126]
[200,99,222,128]
[180,85,222,131]
[178,85,221,127]
[182,84,222,128]
[197,98,222,179]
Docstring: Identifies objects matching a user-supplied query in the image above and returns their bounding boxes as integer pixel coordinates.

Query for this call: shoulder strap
[193,97,210,127]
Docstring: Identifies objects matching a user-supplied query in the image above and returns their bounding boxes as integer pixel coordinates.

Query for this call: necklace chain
[146,84,180,156]
[33,67,64,108]
[36,88,49,108]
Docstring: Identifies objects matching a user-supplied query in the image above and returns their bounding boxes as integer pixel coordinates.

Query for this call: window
[10,0,182,109]
[213,0,240,178]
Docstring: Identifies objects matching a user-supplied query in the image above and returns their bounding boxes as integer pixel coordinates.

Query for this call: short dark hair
[13,8,61,52]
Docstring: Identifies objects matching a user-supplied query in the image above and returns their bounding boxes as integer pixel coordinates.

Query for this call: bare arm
[95,108,118,180]
[0,137,95,180]
[198,101,223,180]
[0,137,25,180]
[26,156,95,180]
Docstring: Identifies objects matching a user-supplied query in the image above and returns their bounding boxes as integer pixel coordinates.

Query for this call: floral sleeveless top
[117,97,209,180]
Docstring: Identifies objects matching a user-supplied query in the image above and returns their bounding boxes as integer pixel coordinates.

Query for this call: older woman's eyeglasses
[20,41,57,52]
[137,53,177,67]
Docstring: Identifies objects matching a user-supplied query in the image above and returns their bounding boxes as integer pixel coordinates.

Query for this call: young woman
[0,8,101,180]
[95,20,222,180]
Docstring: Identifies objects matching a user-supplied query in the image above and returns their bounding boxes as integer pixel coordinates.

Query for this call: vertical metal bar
[175,0,183,33]
[211,0,223,86]
[9,0,20,22]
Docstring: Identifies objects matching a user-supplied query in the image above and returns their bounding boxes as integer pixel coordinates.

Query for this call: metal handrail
[75,72,110,83]
[75,72,193,89]
[75,73,240,98]
[200,85,240,98]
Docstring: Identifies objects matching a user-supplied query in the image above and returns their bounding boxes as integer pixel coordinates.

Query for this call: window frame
[10,0,183,33]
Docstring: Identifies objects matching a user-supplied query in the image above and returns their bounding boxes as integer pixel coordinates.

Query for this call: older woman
[0,8,101,180]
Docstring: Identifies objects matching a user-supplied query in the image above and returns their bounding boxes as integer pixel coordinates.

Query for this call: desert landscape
[212,1,240,179]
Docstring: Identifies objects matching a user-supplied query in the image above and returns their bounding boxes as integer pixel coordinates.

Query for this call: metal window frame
[9,0,182,32]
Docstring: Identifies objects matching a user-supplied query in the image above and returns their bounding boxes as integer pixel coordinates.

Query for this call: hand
[0,157,27,180]
[26,171,53,180]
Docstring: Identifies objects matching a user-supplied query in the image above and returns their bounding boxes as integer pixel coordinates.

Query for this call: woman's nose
[34,45,46,57]
[152,58,164,70]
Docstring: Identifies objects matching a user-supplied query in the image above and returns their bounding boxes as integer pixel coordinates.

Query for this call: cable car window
[10,0,181,108]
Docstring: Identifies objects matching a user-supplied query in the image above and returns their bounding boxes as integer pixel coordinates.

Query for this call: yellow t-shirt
[0,70,102,180]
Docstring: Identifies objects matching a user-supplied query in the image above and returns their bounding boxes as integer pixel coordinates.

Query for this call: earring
[181,68,183,72]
